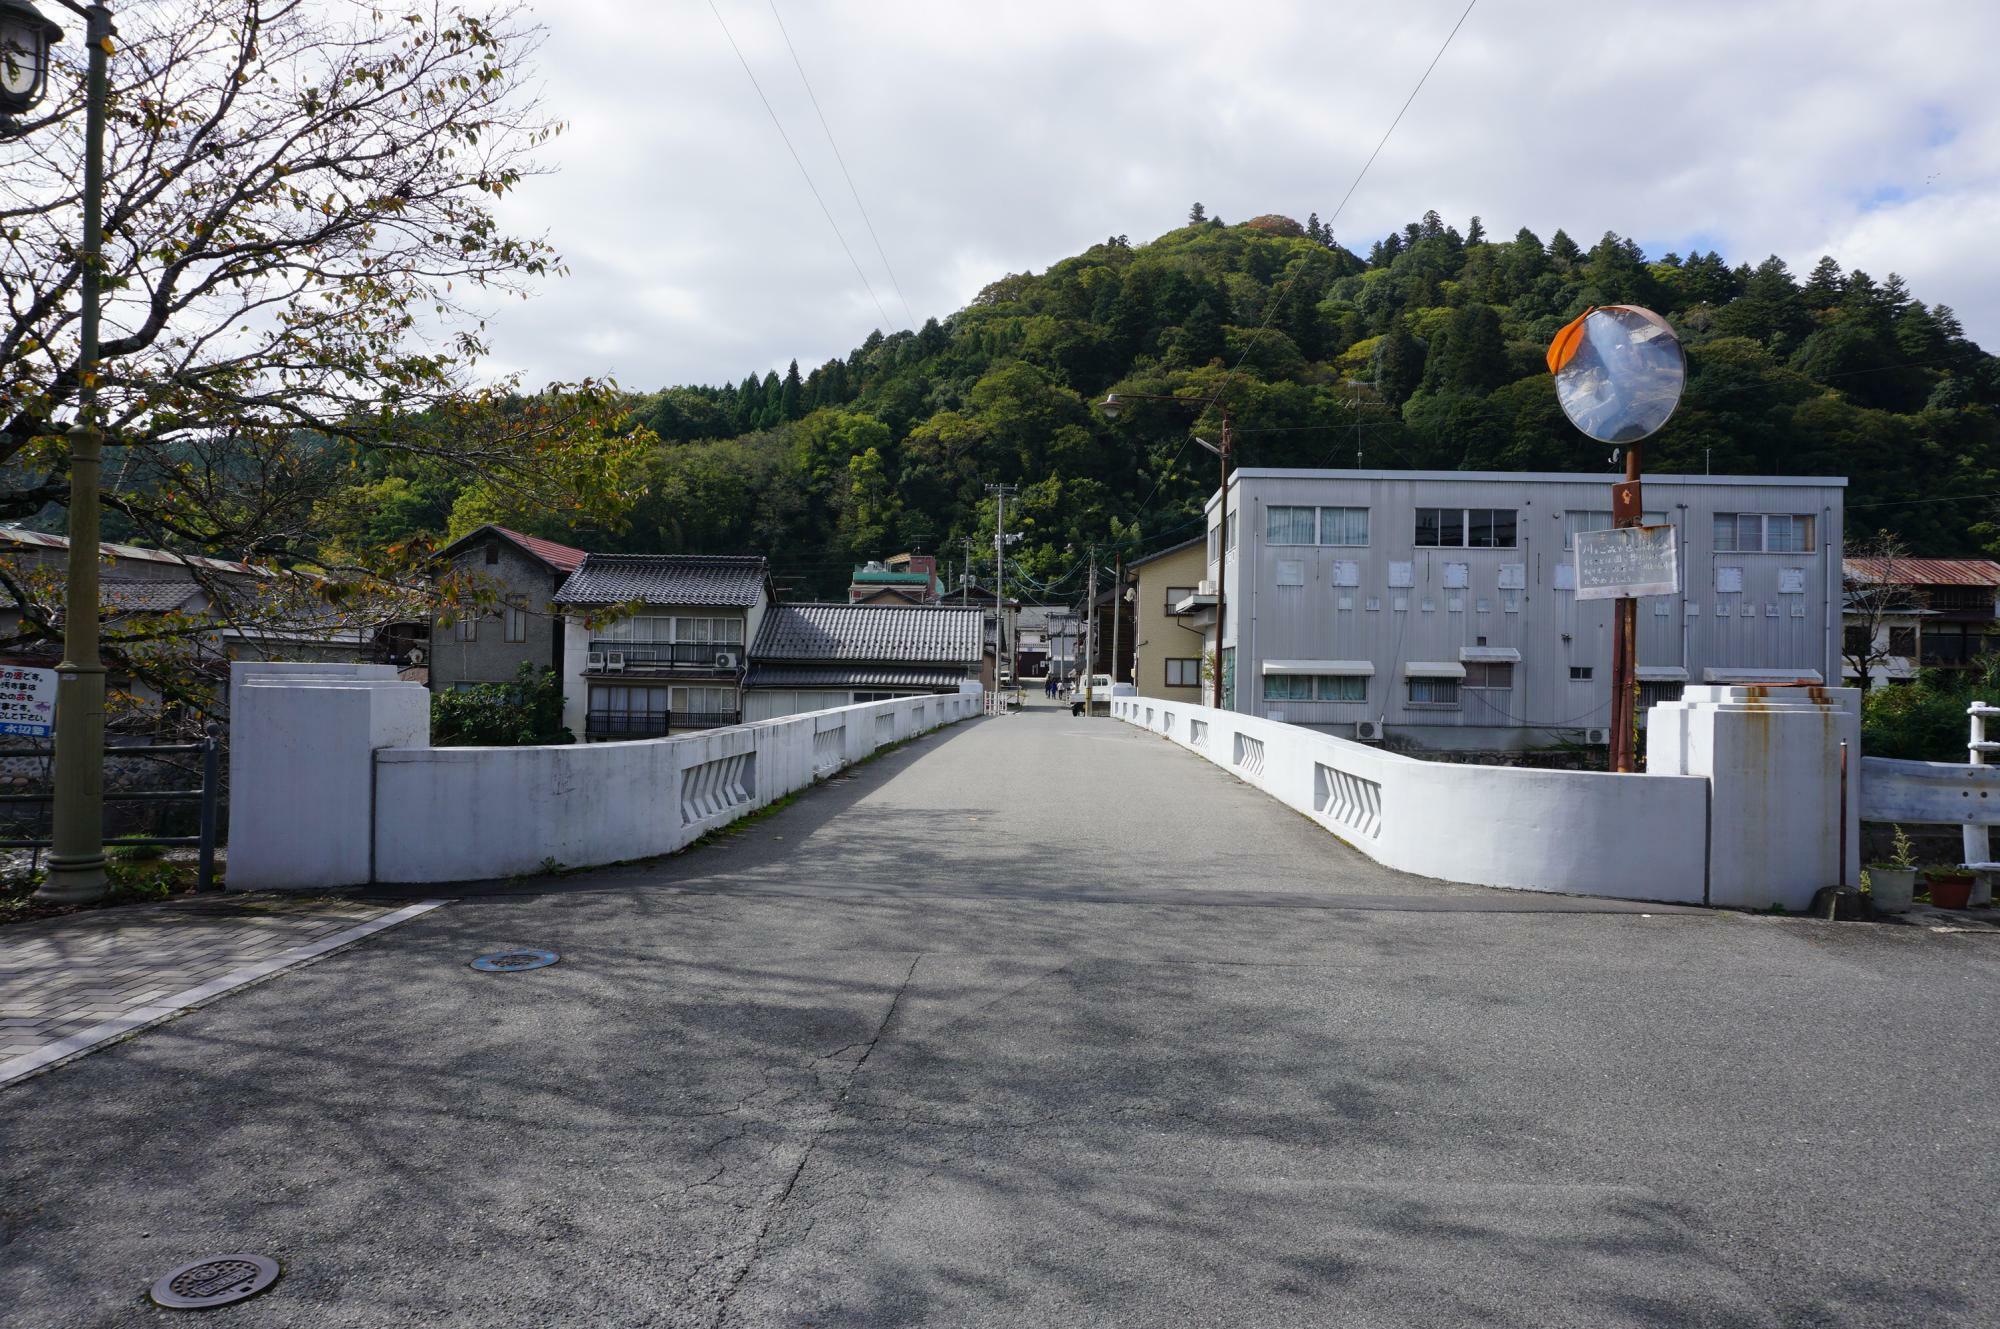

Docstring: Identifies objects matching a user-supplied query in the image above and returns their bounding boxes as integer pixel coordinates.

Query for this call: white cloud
[480,0,2000,390]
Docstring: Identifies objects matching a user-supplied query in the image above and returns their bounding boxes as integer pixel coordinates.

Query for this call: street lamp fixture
[0,0,61,122]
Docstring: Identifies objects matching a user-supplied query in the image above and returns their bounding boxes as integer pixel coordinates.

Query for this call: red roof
[1844,558,2000,588]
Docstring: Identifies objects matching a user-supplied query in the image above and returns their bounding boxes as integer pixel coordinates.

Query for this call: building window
[1226,509,1238,552]
[1320,506,1369,546]
[1890,626,1917,656]
[1570,666,1593,680]
[1262,675,1363,702]
[1408,677,1460,707]
[1466,662,1514,690]
[484,539,499,565]
[587,684,671,737]
[1713,513,1815,553]
[504,597,527,643]
[1416,508,1516,548]
[672,685,734,717]
[1165,586,1196,610]
[455,615,477,643]
[1166,657,1200,688]
[1843,626,1871,656]
[1268,506,1316,545]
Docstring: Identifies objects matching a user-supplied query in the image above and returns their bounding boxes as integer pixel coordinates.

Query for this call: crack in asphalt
[709,951,923,1328]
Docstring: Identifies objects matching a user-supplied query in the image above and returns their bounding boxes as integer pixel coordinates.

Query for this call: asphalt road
[3,700,1996,1327]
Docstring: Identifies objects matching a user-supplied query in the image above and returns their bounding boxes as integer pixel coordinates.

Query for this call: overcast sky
[482,0,2000,392]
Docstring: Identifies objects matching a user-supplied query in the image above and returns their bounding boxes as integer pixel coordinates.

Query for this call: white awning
[1701,667,1825,684]
[1458,646,1522,664]
[1404,661,1467,679]
[1263,659,1375,676]
[1637,665,1689,682]
[1172,593,1217,614]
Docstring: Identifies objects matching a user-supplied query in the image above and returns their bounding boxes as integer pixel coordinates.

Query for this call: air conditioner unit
[1197,579,1217,596]
[714,650,740,670]
[1354,720,1384,742]
[1584,726,1610,746]
[586,651,605,671]
[605,651,625,673]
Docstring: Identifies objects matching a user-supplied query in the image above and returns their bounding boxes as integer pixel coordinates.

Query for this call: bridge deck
[3,699,1995,1327]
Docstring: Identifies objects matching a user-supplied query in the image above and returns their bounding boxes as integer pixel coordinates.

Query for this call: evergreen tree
[1372,318,1426,411]
[1188,201,1206,224]
[1547,228,1582,273]
[1801,255,1846,308]
[780,359,804,420]
[1465,215,1486,246]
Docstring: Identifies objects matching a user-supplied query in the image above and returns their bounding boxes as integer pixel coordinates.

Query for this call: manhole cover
[149,1254,280,1310]
[470,948,560,972]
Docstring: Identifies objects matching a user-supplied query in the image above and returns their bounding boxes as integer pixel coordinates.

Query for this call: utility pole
[986,483,1016,690]
[1083,557,1098,715]
[1211,408,1233,711]
[1108,554,1123,689]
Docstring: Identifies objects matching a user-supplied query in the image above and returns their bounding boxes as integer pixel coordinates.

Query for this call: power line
[706,0,895,333]
[1114,0,1479,534]
[1325,0,1480,235]
[766,0,917,331]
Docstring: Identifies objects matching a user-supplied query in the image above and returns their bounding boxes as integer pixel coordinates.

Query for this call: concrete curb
[0,898,448,1089]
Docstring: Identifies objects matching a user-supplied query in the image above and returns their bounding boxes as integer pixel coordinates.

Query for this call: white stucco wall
[227,663,981,889]
[1112,695,1710,903]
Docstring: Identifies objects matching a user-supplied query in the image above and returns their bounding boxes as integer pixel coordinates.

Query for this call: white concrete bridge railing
[227,663,981,890]
[1114,685,1862,909]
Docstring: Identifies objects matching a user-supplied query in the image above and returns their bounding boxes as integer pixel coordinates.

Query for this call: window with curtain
[1713,513,1814,553]
[1319,507,1369,546]
[1408,677,1459,706]
[1267,506,1316,545]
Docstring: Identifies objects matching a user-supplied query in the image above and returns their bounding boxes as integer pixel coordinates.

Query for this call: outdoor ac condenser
[1354,720,1383,742]
[1584,727,1610,746]
[714,650,739,670]
[605,652,625,673]
[586,651,605,670]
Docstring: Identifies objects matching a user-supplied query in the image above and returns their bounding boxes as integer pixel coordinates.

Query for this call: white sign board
[1574,525,1679,600]
[0,664,57,736]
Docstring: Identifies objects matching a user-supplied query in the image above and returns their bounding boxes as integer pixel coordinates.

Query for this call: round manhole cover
[149,1254,280,1310]
[470,948,560,972]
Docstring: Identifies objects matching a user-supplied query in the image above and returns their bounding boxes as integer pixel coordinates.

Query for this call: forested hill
[348,209,2000,597]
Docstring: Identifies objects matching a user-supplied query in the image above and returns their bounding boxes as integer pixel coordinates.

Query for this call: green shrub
[431,663,574,747]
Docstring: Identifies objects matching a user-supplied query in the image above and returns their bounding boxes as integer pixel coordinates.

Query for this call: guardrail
[228,663,984,891]
[0,727,223,890]
[1110,696,1709,903]
[1860,701,2000,878]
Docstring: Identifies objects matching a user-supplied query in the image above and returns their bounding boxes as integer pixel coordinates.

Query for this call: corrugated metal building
[1196,469,1846,751]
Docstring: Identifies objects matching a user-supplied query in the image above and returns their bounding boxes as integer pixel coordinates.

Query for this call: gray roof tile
[745,664,971,690]
[752,603,983,665]
[555,554,767,607]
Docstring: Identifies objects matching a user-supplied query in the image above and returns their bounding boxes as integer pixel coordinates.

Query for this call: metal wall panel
[1206,469,1843,740]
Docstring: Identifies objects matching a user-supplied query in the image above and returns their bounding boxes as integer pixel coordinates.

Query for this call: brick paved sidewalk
[0,893,444,1087]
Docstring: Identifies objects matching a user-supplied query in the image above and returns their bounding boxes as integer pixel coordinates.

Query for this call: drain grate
[470,948,560,973]
[149,1254,280,1310]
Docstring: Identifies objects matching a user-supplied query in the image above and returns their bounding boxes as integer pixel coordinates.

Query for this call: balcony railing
[584,710,742,740]
[587,641,745,672]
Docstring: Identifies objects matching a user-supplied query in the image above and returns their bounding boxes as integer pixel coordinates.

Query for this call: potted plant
[1866,826,1919,914]
[1924,863,1977,910]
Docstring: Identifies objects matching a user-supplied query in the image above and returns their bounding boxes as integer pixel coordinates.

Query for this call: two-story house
[553,554,772,740]
[1125,534,1208,703]
[430,525,586,691]
[1196,468,1846,752]
[1842,557,2000,687]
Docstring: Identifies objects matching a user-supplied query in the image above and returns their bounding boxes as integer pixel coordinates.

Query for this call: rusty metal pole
[1610,443,1644,772]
